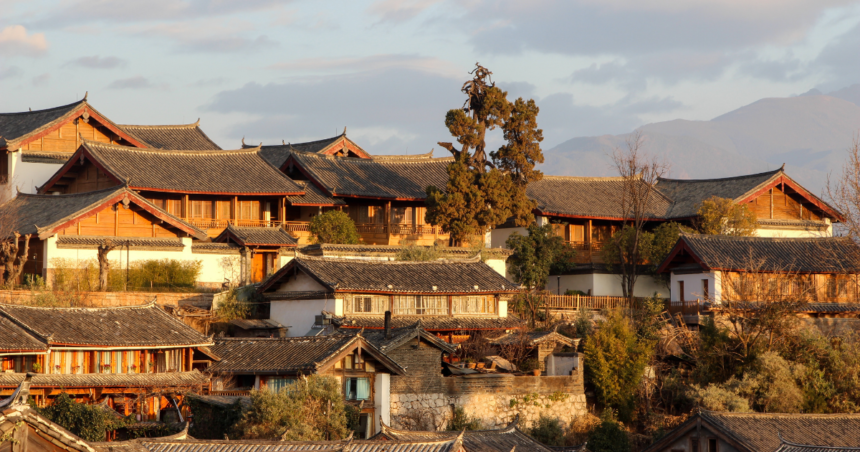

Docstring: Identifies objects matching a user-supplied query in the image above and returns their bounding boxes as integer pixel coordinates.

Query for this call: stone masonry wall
[391,357,586,431]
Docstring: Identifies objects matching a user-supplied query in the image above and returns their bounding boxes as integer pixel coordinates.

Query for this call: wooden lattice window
[346,294,389,314]
[452,295,495,314]
[394,295,447,315]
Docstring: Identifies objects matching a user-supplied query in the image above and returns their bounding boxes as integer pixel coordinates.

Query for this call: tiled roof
[287,151,452,200]
[56,235,185,249]
[372,151,435,160]
[0,186,206,239]
[526,176,672,219]
[132,438,463,452]
[0,97,142,151]
[0,371,208,388]
[0,302,212,347]
[21,151,73,163]
[710,302,860,314]
[254,133,372,168]
[331,314,524,332]
[208,335,405,375]
[700,411,860,452]
[120,121,221,151]
[376,419,554,452]
[287,181,347,206]
[298,244,512,259]
[663,234,860,273]
[76,140,304,195]
[776,442,860,452]
[489,330,576,347]
[655,169,783,218]
[0,403,95,452]
[336,323,457,354]
[260,256,517,295]
[192,242,241,253]
[0,316,47,352]
[215,225,297,247]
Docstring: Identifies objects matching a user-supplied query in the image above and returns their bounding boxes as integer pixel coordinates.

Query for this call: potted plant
[131,364,138,372]
[464,357,477,369]
[31,362,42,373]
[519,358,541,376]
[54,365,61,373]
[476,361,486,370]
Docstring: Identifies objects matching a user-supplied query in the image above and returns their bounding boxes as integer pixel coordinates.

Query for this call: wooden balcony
[563,241,607,264]
[541,294,647,311]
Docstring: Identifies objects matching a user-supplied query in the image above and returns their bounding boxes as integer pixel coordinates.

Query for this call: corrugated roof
[120,122,221,151]
[75,140,304,195]
[287,151,452,200]
[260,256,517,295]
[0,301,212,347]
[0,371,208,388]
[0,186,206,239]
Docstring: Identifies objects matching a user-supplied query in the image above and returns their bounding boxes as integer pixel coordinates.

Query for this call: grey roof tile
[215,225,297,247]
[119,122,221,151]
[331,315,524,332]
[0,371,208,388]
[0,302,212,347]
[699,411,860,452]
[526,176,671,219]
[0,316,46,352]
[376,419,554,452]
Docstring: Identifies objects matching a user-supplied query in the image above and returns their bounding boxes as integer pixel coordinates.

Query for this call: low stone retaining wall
[391,372,587,431]
[0,290,215,308]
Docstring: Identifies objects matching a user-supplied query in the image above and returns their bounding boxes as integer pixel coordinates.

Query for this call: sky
[2,0,860,157]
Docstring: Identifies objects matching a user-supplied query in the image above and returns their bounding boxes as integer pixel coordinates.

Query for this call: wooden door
[251,253,265,283]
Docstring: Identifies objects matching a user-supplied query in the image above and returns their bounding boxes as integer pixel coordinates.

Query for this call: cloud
[268,54,461,77]
[814,21,860,90]
[0,25,48,57]
[107,76,167,90]
[34,0,286,27]
[367,0,443,23]
[63,55,126,69]
[0,66,22,79]
[204,67,464,154]
[31,73,49,86]
[136,23,277,53]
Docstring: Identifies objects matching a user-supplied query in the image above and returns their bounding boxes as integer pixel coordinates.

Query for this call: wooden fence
[541,294,648,311]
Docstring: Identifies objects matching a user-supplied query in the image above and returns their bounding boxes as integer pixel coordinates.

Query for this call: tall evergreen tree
[426,64,544,246]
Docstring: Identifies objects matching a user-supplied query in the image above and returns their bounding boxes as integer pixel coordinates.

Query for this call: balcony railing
[187,218,276,229]
[666,299,707,316]
[542,294,648,311]
[186,219,449,237]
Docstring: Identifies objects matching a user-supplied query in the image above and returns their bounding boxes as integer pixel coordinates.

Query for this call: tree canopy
[309,210,360,245]
[506,224,576,291]
[696,196,758,236]
[426,64,545,245]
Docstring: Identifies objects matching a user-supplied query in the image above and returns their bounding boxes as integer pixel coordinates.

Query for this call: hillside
[542,90,860,194]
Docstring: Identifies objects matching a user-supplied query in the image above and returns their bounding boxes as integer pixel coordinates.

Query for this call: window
[216,200,231,219]
[238,201,260,220]
[391,207,412,224]
[266,376,296,393]
[702,279,709,300]
[708,438,718,452]
[691,438,699,452]
[346,295,389,314]
[191,200,213,219]
[394,295,448,315]
[345,377,370,400]
[678,281,685,303]
[166,199,182,217]
[827,275,848,299]
[452,296,495,314]
[343,354,365,371]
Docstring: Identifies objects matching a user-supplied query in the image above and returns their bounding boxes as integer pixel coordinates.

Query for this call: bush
[50,258,202,292]
[186,396,245,440]
[310,210,360,244]
[233,375,349,440]
[397,241,442,261]
[687,383,751,412]
[528,416,565,446]
[214,288,250,321]
[39,393,131,442]
[587,410,630,452]
[447,406,481,431]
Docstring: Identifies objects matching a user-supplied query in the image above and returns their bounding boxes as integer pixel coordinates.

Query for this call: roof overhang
[656,237,711,274]
[9,104,147,151]
[737,173,845,223]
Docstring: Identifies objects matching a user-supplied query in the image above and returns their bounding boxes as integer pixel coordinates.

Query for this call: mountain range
[541,84,860,196]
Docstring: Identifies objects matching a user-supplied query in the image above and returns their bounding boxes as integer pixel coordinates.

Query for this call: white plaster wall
[44,236,242,286]
[670,271,718,302]
[490,227,527,249]
[273,271,327,292]
[8,152,64,194]
[373,373,390,434]
[550,273,667,298]
[484,257,507,278]
[498,300,508,318]
[757,226,832,238]
[270,298,339,337]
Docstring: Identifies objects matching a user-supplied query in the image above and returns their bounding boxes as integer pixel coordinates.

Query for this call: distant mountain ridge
[542,83,860,195]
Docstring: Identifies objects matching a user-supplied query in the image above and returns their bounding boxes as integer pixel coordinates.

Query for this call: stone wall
[0,290,215,308]
[391,357,586,431]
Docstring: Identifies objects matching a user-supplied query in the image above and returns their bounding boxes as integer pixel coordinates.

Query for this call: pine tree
[426,64,544,246]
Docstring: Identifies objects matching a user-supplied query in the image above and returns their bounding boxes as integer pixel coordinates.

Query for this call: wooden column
[183,194,189,220]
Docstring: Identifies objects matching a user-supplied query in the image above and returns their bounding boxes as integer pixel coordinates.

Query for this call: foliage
[584,309,655,422]
[396,242,442,261]
[344,404,362,432]
[686,383,752,412]
[496,330,534,368]
[506,224,577,290]
[519,358,542,373]
[50,258,202,292]
[632,295,667,343]
[696,196,758,236]
[571,307,594,339]
[510,291,550,328]
[38,393,132,442]
[186,396,246,440]
[309,210,360,245]
[528,416,565,446]
[587,410,630,452]
[426,64,544,246]
[233,375,349,440]
[447,406,481,431]
[214,288,251,321]
[602,222,688,289]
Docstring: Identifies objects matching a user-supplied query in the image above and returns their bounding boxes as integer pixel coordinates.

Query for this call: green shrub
[38,393,132,442]
[310,210,360,244]
[50,258,202,292]
[397,242,442,261]
[214,288,251,321]
[186,396,245,440]
[528,416,565,446]
[587,410,630,452]
[447,406,481,431]
[687,383,751,412]
[233,375,349,440]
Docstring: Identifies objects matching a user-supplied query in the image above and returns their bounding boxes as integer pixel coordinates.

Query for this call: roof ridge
[17,185,127,199]
[0,97,87,117]
[685,234,850,242]
[82,139,254,154]
[119,121,201,130]
[0,300,159,311]
[657,168,783,183]
[372,151,434,160]
[294,150,453,164]
[295,254,484,265]
[539,175,629,181]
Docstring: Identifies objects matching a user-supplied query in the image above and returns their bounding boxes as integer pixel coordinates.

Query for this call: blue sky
[2,0,860,155]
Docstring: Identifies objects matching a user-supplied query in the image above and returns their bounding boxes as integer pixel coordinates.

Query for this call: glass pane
[355,378,370,400]
[267,377,295,393]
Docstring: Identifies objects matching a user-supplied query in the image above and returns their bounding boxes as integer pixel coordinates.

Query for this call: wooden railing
[542,294,646,311]
[187,218,275,229]
[666,299,707,316]
[565,241,606,251]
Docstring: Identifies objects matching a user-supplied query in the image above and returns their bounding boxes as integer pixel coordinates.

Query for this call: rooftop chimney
[384,310,392,339]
